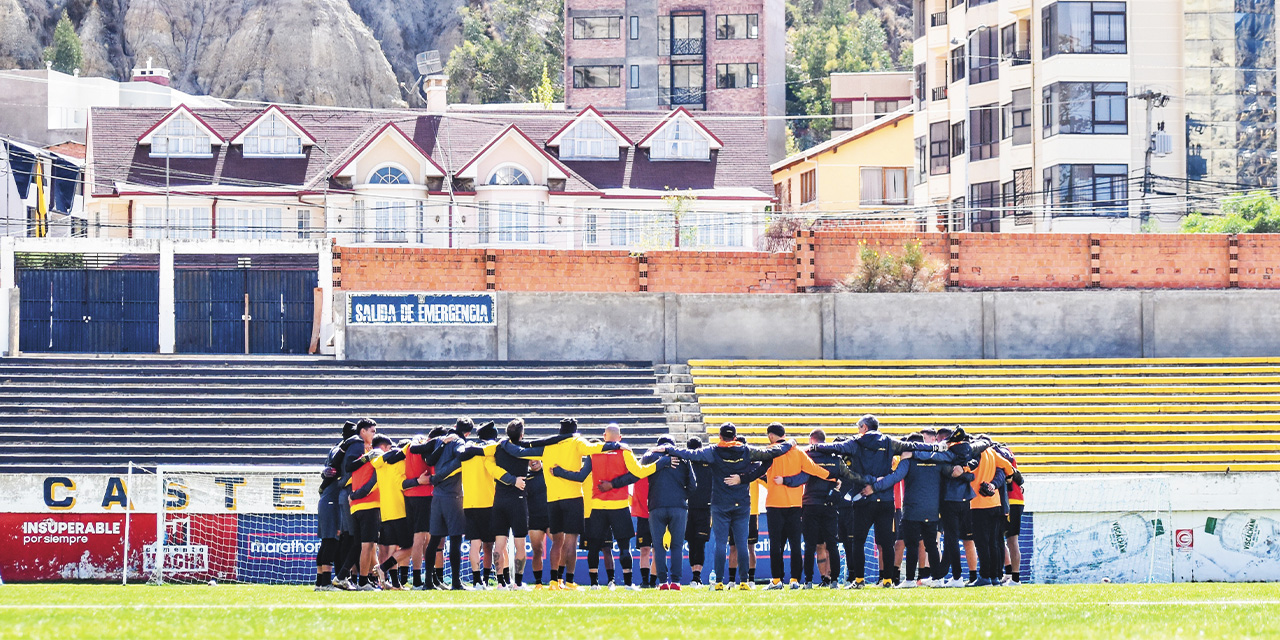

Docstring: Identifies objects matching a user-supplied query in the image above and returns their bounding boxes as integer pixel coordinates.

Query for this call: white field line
[1,600,1278,611]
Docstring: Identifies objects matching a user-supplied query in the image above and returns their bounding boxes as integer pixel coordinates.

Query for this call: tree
[445,0,564,104]
[42,10,83,75]
[1181,191,1280,234]
[785,1,895,150]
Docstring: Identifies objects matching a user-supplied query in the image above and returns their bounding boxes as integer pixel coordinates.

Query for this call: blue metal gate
[18,269,160,352]
[175,269,316,354]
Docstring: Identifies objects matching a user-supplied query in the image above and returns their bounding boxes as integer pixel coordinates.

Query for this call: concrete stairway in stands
[689,358,1280,473]
[0,357,668,472]
[654,363,703,438]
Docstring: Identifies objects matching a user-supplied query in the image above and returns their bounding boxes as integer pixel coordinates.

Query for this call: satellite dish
[416,50,443,76]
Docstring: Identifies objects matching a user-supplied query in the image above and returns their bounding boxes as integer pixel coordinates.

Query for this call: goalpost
[146,465,322,585]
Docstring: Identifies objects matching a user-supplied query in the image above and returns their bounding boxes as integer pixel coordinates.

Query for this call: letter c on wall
[44,477,76,510]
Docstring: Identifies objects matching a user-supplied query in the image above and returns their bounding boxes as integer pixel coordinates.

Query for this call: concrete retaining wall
[340,290,1280,362]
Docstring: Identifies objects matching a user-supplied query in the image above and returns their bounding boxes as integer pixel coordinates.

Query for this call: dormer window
[560,119,619,160]
[151,116,211,157]
[243,113,302,156]
[650,119,710,160]
[488,165,532,186]
[369,166,411,185]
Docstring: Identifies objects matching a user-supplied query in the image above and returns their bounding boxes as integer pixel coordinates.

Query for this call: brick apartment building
[563,0,786,160]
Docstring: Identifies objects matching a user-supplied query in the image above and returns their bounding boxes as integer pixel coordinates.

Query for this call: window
[800,170,817,204]
[496,202,531,242]
[915,136,928,184]
[487,165,532,186]
[658,64,704,106]
[560,119,619,160]
[874,100,898,115]
[834,102,854,130]
[860,168,908,206]
[649,117,712,160]
[297,209,311,239]
[1042,2,1126,57]
[573,66,622,88]
[914,63,926,102]
[219,207,281,240]
[1006,168,1034,225]
[584,210,599,245]
[572,16,620,39]
[950,46,966,83]
[610,210,641,246]
[970,104,999,161]
[630,65,639,89]
[142,206,214,239]
[629,16,639,39]
[1042,82,1127,136]
[1009,89,1032,145]
[969,27,998,84]
[151,116,211,157]
[716,63,758,89]
[477,202,490,243]
[1044,164,1128,216]
[373,201,408,242]
[369,166,410,185]
[659,14,705,56]
[929,121,950,176]
[1002,24,1017,59]
[951,121,966,158]
[716,14,758,39]
[947,197,966,232]
[969,181,1000,232]
[243,113,302,156]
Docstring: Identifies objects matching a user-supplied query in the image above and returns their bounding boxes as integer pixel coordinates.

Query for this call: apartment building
[831,71,914,133]
[911,0,1275,233]
[563,0,786,159]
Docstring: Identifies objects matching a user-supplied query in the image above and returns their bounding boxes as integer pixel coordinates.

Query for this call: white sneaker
[626,584,641,591]
[765,580,785,590]
[918,579,938,588]
[943,578,967,588]
[788,580,803,590]
[893,580,916,589]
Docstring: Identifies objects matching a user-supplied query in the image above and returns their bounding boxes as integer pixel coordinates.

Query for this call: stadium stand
[0,358,667,472]
[689,358,1280,473]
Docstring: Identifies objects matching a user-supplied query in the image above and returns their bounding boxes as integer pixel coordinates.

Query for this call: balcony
[670,87,704,106]
[1009,49,1030,66]
[931,86,949,101]
[930,12,947,27]
[671,37,704,56]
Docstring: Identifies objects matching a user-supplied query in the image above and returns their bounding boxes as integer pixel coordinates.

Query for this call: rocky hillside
[0,0,466,107]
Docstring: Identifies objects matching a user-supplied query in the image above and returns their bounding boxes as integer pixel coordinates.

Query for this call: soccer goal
[145,465,321,585]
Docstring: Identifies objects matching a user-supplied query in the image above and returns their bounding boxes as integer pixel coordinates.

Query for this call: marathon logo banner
[236,514,320,583]
[348,292,496,326]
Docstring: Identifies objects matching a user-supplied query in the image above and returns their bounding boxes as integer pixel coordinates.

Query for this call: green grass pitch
[0,583,1276,639]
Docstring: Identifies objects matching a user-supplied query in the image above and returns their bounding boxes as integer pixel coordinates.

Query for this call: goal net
[146,465,322,585]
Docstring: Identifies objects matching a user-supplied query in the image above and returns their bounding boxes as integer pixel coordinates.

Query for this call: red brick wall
[492,250,638,292]
[647,250,795,293]
[1097,234,1231,289]
[957,233,1091,289]
[1233,234,1280,289]
[337,247,488,292]
[809,231,950,288]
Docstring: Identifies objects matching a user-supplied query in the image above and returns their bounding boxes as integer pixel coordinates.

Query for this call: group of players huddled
[313,414,1025,591]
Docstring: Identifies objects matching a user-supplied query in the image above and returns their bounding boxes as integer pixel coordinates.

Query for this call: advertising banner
[347,292,496,326]
[2,513,156,581]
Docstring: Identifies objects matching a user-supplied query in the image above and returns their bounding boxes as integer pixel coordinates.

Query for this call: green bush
[1181,191,1280,234]
[838,240,944,293]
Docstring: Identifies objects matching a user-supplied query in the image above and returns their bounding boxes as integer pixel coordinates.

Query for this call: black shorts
[838,503,857,541]
[318,488,341,540]
[586,507,634,545]
[686,507,711,545]
[430,492,465,538]
[729,514,759,547]
[465,507,495,543]
[1006,504,1024,538]
[528,498,550,532]
[492,494,530,538]
[379,517,413,549]
[548,497,585,535]
[895,508,905,542]
[959,504,975,541]
[352,508,381,544]
[405,496,432,534]
[634,517,652,548]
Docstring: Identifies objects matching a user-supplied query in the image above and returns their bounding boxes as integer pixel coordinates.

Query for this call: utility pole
[1134,89,1170,197]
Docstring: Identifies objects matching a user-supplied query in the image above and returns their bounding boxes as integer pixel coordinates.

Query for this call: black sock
[357,574,367,587]
[640,568,650,586]
[691,570,702,583]
[515,567,523,586]
[606,568,615,584]
[565,571,574,584]
[969,569,978,582]
[389,569,402,589]
[412,569,422,587]
[435,568,444,585]
[399,566,409,585]
[484,567,492,584]
[624,571,633,586]
[650,573,658,587]
[748,568,756,583]
[728,568,737,583]
[552,567,561,582]
[1012,571,1021,582]
[1004,564,1013,577]
[316,571,330,587]
[534,567,542,585]
[589,571,599,586]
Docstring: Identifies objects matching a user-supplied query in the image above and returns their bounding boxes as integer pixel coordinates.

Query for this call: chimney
[423,75,448,113]
[130,57,171,86]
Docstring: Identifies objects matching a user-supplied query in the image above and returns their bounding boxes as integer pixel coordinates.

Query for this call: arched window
[369,166,411,185]
[487,165,532,186]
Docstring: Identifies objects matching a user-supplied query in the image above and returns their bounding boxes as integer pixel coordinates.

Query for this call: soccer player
[997,442,1025,585]
[761,423,833,590]
[684,437,713,586]
[460,421,500,589]
[488,418,572,589]
[631,473,653,588]
[366,437,419,590]
[808,414,935,588]
[796,429,861,588]
[659,422,793,590]
[727,436,764,586]
[421,419,469,590]
[526,459,551,587]
[315,420,356,591]
[968,438,1014,586]
[540,417,622,589]
[343,419,382,590]
[644,435,695,590]
[553,424,662,589]
[936,427,987,587]
[403,427,446,589]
